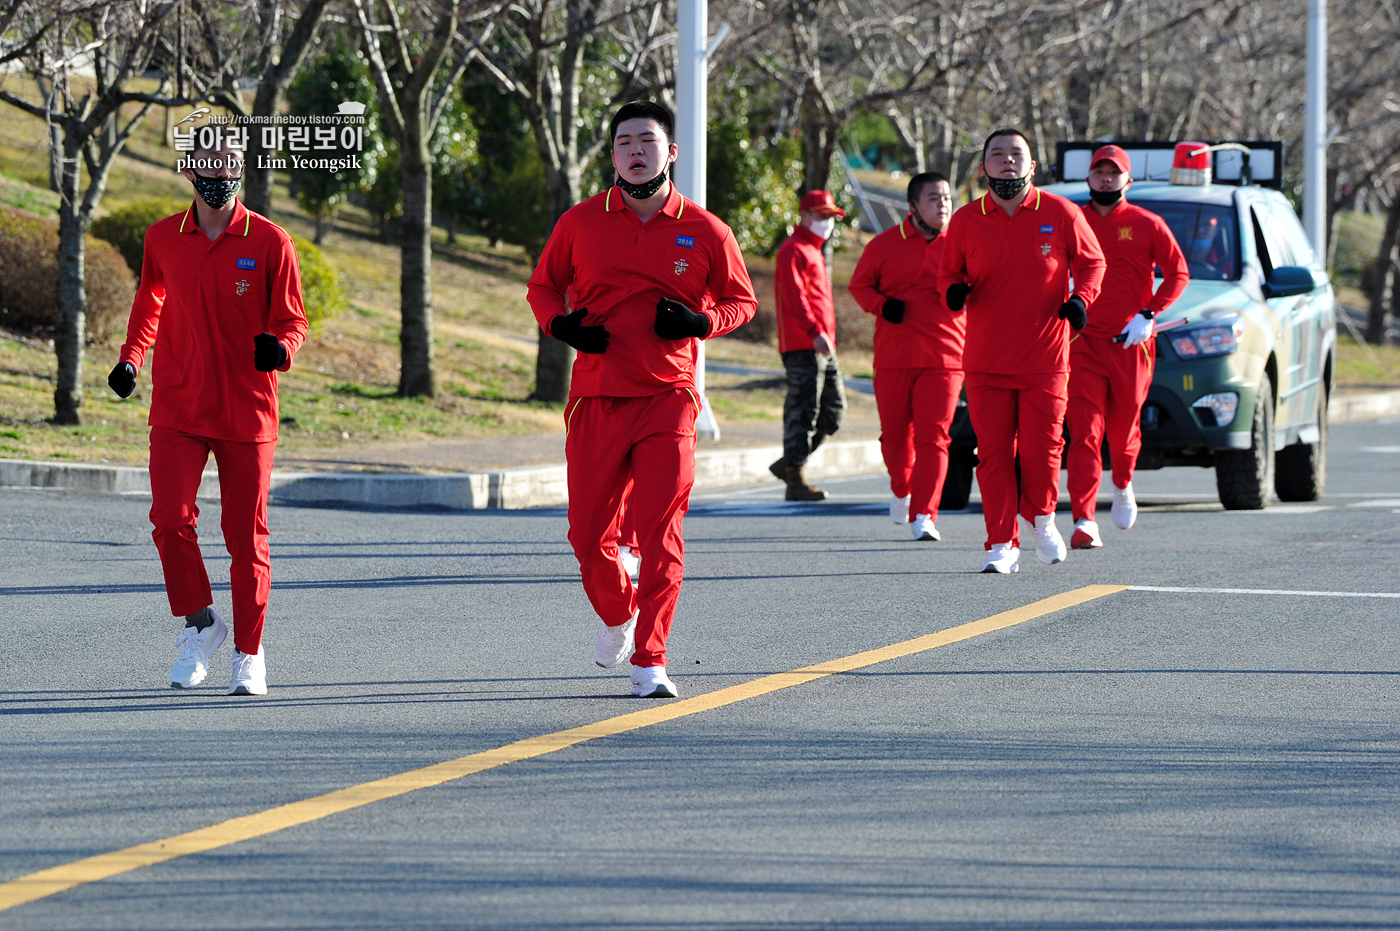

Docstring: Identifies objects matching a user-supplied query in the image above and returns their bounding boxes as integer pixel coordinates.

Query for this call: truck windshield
[1135,202,1239,281]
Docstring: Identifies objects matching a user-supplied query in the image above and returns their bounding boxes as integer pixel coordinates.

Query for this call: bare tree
[0,0,221,424]
[1365,186,1400,344]
[732,0,987,195]
[351,0,500,397]
[470,0,673,402]
[202,0,335,216]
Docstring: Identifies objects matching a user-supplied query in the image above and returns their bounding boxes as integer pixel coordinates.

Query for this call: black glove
[253,332,288,372]
[1057,295,1088,331]
[880,299,905,324]
[550,308,609,354]
[108,362,136,399]
[654,297,711,340]
[946,283,971,311]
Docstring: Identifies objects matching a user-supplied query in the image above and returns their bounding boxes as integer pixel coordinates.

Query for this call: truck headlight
[1191,392,1239,427]
[1168,317,1244,359]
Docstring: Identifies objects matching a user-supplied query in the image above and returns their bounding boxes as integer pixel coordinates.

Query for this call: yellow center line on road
[0,584,1126,913]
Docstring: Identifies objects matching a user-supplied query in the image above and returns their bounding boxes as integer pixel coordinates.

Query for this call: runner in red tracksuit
[1068,144,1189,550]
[849,172,964,541]
[527,101,756,699]
[937,129,1106,573]
[108,141,307,694]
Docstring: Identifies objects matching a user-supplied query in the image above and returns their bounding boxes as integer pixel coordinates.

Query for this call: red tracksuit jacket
[119,199,308,443]
[936,186,1107,375]
[774,224,834,353]
[849,217,965,370]
[1080,200,1190,337]
[528,184,757,397]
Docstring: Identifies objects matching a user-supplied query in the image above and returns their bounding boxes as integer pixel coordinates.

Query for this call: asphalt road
[2,420,1399,929]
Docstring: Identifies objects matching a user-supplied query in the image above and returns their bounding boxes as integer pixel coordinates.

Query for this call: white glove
[1121,312,1154,347]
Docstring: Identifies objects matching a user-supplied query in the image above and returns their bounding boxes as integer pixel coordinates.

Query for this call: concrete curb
[1329,390,1400,423]
[0,438,884,511]
[6,389,1395,510]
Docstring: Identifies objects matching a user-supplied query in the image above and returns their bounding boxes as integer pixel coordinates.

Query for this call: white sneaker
[980,543,1019,573]
[889,494,911,525]
[228,647,267,696]
[169,609,227,688]
[631,665,678,698]
[1031,514,1067,565]
[1071,518,1103,550]
[911,514,940,541]
[618,546,641,581]
[1111,482,1138,530]
[594,612,637,668]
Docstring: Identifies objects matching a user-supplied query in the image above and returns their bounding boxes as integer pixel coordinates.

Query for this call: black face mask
[909,210,940,238]
[986,173,1030,200]
[191,173,242,209]
[616,170,668,200]
[1090,187,1124,206]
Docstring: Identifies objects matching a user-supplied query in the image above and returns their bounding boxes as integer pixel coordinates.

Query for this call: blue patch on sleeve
[675,236,695,248]
[237,257,257,270]
[1039,225,1053,234]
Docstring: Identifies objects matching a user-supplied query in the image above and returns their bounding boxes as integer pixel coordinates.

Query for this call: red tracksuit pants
[874,367,963,521]
[965,372,1068,549]
[1067,334,1155,521]
[617,485,639,551]
[565,389,698,668]
[148,425,276,655]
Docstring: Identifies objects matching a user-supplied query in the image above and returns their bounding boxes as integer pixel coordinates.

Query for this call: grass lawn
[0,74,812,467]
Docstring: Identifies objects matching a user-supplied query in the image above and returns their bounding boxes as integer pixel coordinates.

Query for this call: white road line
[1347,499,1400,508]
[1130,585,1400,598]
[1224,505,1333,513]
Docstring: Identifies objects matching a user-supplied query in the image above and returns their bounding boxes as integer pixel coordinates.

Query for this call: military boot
[784,464,828,502]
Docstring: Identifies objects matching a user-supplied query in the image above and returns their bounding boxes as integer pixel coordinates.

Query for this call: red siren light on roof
[1170,141,1212,186]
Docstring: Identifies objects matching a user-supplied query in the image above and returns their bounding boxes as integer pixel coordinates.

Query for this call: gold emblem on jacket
[1040,243,1051,257]
[1118,227,1134,241]
[673,259,689,276]
[234,279,251,296]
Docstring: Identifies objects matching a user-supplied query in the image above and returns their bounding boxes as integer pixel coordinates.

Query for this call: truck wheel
[1275,388,1328,501]
[1215,379,1274,510]
[940,447,976,512]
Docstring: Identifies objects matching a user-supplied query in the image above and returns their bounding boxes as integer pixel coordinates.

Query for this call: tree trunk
[53,132,87,425]
[398,98,435,397]
[241,80,282,217]
[241,0,331,217]
[1366,192,1400,345]
[799,85,838,196]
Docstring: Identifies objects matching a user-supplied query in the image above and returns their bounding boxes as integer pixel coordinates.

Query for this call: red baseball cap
[1090,144,1132,175]
[800,190,847,218]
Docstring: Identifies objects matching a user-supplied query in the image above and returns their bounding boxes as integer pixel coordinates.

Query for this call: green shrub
[290,233,345,332]
[0,206,135,342]
[707,116,804,258]
[91,198,187,278]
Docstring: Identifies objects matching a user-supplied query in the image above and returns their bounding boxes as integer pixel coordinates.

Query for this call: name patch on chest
[1039,225,1054,234]
[237,257,257,270]
[675,235,695,248]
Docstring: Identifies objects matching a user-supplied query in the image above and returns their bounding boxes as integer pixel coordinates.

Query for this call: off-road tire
[1215,379,1274,510]
[940,447,977,512]
[1275,387,1328,501]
